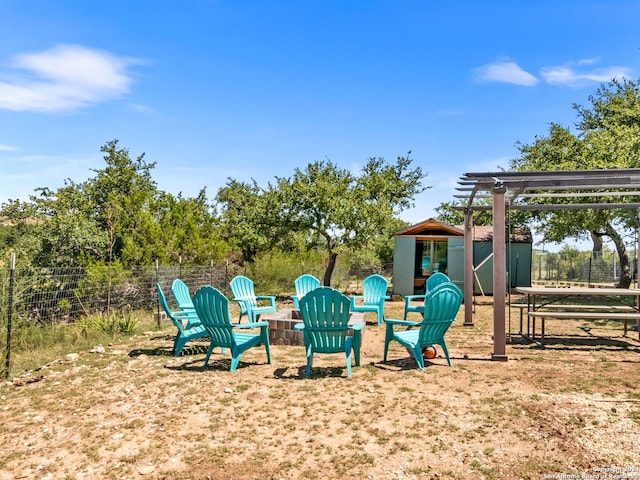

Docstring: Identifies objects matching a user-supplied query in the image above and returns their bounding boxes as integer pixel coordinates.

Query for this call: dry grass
[1,299,640,479]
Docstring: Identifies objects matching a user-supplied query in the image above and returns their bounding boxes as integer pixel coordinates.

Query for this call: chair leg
[202,342,216,370]
[173,335,186,357]
[261,327,272,364]
[411,346,425,370]
[383,325,393,361]
[345,337,354,378]
[230,348,241,372]
[305,347,313,378]
[440,342,453,367]
[352,331,361,366]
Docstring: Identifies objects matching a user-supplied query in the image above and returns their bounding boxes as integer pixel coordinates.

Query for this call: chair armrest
[231,297,250,312]
[256,295,276,306]
[172,315,201,331]
[177,306,197,313]
[350,321,365,331]
[385,318,421,327]
[294,323,305,331]
[350,295,364,307]
[405,295,425,303]
[173,311,200,324]
[234,321,269,329]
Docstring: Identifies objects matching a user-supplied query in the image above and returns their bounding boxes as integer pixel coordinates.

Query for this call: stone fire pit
[262,308,366,346]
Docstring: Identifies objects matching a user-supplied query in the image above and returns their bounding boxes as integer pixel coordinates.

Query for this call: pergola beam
[455,191,640,199]
[453,203,640,211]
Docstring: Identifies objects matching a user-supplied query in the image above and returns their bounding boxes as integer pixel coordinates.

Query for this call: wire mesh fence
[530,250,637,286]
[0,257,392,378]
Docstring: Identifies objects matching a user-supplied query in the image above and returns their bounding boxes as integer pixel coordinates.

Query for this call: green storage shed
[393,219,532,297]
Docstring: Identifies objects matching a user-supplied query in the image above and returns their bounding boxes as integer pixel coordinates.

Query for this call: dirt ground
[1,299,640,480]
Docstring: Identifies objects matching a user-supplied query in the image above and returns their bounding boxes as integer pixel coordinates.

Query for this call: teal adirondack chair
[295,287,365,378]
[403,272,451,320]
[229,275,277,323]
[291,274,321,309]
[384,282,463,369]
[192,285,272,372]
[171,278,196,313]
[156,283,208,356]
[350,274,389,325]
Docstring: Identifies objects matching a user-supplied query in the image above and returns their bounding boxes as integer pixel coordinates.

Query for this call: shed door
[447,238,464,292]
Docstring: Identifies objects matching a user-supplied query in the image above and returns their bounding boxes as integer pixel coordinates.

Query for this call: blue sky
[0,0,638,235]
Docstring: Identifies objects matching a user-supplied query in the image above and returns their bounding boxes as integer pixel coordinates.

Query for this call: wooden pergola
[454,169,640,361]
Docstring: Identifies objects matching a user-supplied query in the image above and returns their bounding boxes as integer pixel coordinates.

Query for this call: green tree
[216,179,272,264]
[511,78,640,288]
[1,182,107,267]
[272,155,426,285]
[1,139,227,268]
[155,189,228,264]
[85,139,161,265]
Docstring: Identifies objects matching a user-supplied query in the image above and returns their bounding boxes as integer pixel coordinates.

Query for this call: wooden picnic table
[513,286,640,340]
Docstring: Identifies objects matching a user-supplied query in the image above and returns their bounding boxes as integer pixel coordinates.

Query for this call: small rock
[66,353,80,362]
[137,464,155,475]
[91,346,105,354]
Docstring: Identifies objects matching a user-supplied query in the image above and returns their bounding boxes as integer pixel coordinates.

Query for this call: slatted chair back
[384,282,462,369]
[171,278,195,311]
[155,283,207,356]
[361,274,388,304]
[292,274,321,309]
[192,285,272,372]
[192,286,236,349]
[417,282,463,347]
[299,287,351,354]
[298,286,364,378]
[425,272,450,291]
[230,275,258,309]
[229,275,277,323]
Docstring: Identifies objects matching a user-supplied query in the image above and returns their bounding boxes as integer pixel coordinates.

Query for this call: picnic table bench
[512,287,640,340]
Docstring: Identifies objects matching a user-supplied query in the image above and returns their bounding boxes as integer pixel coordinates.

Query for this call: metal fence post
[5,253,15,380]
[155,259,161,329]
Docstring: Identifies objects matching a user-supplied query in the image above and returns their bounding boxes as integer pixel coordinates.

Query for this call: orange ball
[422,345,437,360]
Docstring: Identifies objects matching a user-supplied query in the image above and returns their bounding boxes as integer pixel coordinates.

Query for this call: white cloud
[475,57,632,88]
[541,62,631,87]
[577,57,600,66]
[474,60,539,86]
[0,144,18,151]
[0,44,141,112]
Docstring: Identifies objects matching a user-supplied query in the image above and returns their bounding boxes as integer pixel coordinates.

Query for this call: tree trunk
[603,223,631,288]
[590,230,603,259]
[323,252,338,287]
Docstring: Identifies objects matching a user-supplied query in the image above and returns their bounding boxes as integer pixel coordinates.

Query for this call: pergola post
[637,207,640,289]
[491,183,508,361]
[463,208,474,326]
